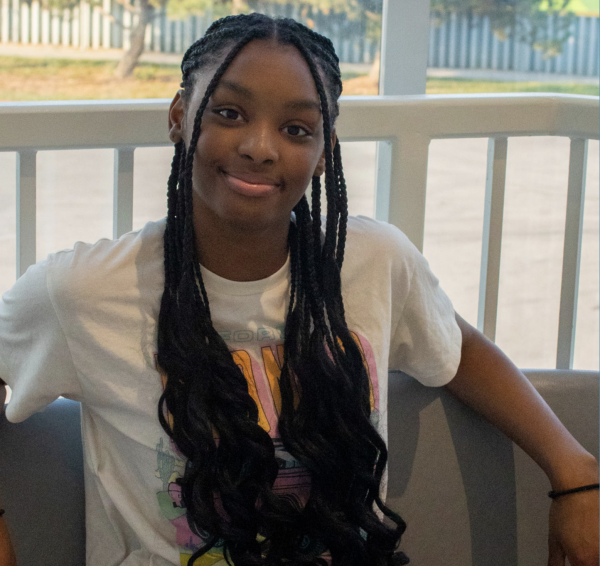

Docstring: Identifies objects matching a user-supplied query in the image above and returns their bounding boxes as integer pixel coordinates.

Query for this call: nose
[237,122,278,165]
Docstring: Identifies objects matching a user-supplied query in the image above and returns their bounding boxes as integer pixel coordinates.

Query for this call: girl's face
[168,39,336,235]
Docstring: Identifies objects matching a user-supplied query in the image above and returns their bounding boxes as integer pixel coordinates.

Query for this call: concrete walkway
[0,43,598,85]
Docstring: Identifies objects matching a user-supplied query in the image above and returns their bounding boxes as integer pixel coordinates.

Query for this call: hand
[548,490,599,566]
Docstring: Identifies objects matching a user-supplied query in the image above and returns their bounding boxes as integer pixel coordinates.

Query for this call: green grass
[341,70,368,81]
[426,77,599,96]
[0,55,597,101]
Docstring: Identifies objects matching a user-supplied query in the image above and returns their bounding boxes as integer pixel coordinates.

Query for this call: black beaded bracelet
[0,509,5,518]
[548,483,600,499]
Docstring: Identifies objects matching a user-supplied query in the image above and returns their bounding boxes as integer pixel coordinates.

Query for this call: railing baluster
[478,137,507,341]
[386,135,430,253]
[16,150,37,278]
[556,138,588,369]
[113,147,135,239]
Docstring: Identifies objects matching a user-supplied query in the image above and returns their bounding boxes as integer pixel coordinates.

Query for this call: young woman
[0,13,598,566]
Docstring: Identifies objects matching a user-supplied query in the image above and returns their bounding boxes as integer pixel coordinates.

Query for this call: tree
[430,0,575,57]
[114,0,246,78]
[111,0,383,78]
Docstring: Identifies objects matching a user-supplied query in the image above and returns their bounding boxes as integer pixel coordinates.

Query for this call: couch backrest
[1,370,598,566]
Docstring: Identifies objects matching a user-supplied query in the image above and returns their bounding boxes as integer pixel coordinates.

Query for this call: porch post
[376,0,431,251]
[380,0,430,96]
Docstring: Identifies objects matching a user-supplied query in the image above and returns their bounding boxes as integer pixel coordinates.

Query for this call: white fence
[429,12,599,77]
[0,0,598,76]
[0,94,597,369]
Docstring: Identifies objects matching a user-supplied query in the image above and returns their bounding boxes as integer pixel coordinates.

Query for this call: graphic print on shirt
[154,330,379,566]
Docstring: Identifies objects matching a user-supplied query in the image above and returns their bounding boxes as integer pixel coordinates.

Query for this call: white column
[380,0,430,95]
[71,6,79,47]
[175,19,183,52]
[62,8,70,47]
[459,13,468,68]
[587,18,598,76]
[478,138,508,341]
[576,16,586,75]
[51,8,59,45]
[11,0,19,43]
[377,0,431,245]
[122,5,131,50]
[16,150,37,278]
[448,11,457,68]
[20,1,29,44]
[502,29,510,70]
[92,4,100,49]
[41,5,49,45]
[113,148,135,239]
[31,0,39,44]
[80,0,90,49]
[144,11,152,50]
[481,16,490,69]
[1,0,10,43]
[469,14,479,68]
[556,139,588,370]
[491,28,500,70]
[164,14,171,52]
[102,0,111,48]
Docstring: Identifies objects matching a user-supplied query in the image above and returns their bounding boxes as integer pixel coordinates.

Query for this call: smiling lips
[223,171,281,197]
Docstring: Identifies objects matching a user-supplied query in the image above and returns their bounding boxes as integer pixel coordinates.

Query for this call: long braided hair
[156,13,409,566]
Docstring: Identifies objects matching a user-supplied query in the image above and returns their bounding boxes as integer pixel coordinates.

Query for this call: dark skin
[168,40,337,282]
[0,38,598,565]
[0,379,17,566]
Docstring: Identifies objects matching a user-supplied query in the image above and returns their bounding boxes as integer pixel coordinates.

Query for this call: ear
[313,128,338,177]
[168,91,185,143]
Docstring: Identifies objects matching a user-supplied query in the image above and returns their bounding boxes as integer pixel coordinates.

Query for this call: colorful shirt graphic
[155,331,379,565]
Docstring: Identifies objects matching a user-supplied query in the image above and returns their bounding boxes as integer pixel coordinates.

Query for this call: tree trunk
[114,0,154,79]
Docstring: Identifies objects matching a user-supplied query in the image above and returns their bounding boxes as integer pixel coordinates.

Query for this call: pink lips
[223,171,280,197]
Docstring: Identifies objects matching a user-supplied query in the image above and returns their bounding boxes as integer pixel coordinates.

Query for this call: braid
[157,13,408,566]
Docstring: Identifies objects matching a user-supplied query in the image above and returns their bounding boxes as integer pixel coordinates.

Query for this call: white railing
[0,94,597,369]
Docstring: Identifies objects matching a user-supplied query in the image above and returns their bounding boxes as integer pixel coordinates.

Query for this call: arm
[0,379,17,566]
[447,314,599,566]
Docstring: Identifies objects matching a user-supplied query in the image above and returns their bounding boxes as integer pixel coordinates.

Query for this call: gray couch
[1,369,598,565]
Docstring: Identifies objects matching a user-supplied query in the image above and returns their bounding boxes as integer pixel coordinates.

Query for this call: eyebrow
[217,80,322,114]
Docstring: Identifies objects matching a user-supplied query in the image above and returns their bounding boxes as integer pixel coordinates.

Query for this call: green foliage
[430,0,576,57]
[165,0,384,41]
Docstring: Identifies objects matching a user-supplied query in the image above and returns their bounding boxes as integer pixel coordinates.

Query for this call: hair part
[157,13,409,566]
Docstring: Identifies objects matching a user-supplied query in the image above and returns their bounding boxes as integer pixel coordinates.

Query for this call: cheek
[288,148,322,182]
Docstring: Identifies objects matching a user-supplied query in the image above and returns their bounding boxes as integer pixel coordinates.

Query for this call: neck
[192,212,290,283]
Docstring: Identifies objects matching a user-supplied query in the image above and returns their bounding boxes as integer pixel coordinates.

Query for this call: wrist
[547,451,599,492]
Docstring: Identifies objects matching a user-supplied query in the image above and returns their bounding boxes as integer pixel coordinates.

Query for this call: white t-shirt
[0,215,461,566]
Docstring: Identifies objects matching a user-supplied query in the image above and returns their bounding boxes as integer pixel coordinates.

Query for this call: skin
[0,379,17,566]
[168,39,336,282]
[0,37,598,565]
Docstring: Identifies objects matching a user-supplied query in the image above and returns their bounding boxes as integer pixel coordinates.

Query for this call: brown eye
[284,125,309,137]
[217,109,241,121]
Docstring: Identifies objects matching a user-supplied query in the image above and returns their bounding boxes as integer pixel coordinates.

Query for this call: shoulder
[44,218,166,303]
[344,215,420,271]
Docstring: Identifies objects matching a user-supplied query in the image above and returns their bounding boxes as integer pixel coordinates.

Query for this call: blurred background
[0,0,598,370]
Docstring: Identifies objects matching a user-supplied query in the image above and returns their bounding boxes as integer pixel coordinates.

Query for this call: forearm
[446,313,599,491]
[0,518,17,566]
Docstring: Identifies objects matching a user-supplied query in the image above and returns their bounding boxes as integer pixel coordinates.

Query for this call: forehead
[190,39,323,112]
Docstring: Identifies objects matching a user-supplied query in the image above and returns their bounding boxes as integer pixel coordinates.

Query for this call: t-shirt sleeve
[388,246,462,387]
[0,259,82,423]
